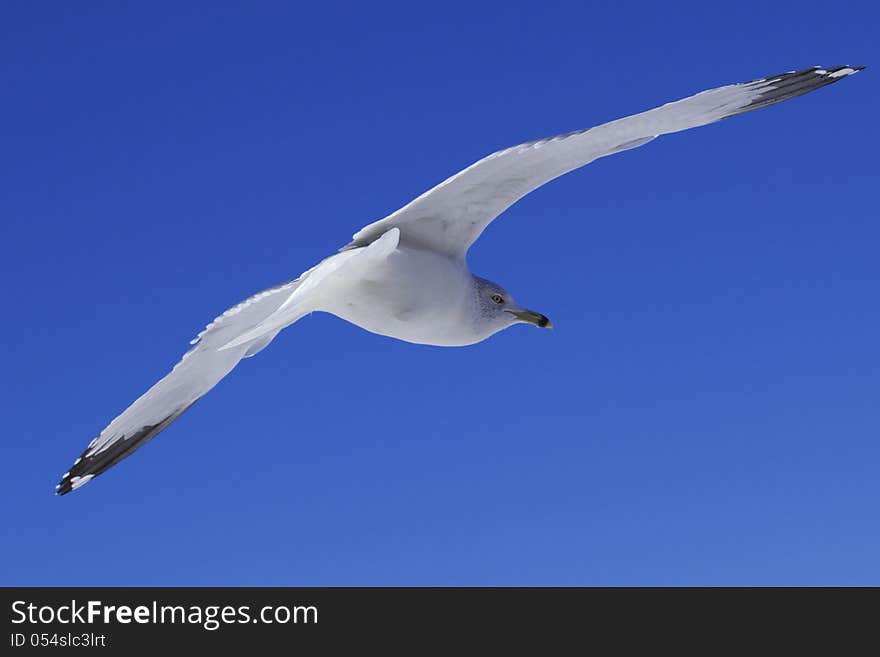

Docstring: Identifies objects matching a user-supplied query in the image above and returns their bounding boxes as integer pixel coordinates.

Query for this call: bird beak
[508,309,553,328]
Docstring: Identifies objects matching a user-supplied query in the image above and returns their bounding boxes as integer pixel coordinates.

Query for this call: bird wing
[56,276,306,494]
[56,230,402,494]
[344,65,863,259]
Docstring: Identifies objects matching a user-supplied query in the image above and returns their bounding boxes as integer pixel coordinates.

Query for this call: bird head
[472,276,552,339]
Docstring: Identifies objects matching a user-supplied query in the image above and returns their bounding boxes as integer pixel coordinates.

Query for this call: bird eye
[491,294,504,304]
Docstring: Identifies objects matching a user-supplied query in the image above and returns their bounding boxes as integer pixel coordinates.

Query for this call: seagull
[56,65,863,494]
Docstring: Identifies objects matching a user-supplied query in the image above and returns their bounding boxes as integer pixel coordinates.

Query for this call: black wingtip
[820,65,864,74]
[55,401,197,497]
[55,455,94,496]
[731,65,864,117]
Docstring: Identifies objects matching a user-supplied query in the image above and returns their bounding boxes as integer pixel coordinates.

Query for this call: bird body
[56,65,864,494]
[320,239,483,347]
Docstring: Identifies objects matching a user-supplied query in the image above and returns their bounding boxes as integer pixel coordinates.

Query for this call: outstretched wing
[56,276,306,495]
[345,65,863,259]
[56,230,403,495]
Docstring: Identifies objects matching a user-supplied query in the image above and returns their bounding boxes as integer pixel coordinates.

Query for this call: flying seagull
[56,65,863,495]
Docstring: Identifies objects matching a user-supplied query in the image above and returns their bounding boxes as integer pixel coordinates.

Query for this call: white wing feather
[347,66,862,259]
[57,230,403,494]
[56,275,307,493]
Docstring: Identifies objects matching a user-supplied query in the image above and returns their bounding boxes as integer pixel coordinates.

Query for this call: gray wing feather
[56,277,303,494]
[346,65,863,258]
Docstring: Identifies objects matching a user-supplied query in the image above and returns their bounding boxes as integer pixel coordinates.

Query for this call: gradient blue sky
[3,1,877,585]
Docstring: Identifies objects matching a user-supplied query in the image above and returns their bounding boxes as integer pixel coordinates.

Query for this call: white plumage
[56,65,863,495]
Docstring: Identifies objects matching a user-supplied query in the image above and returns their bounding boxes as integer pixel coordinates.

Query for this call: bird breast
[319,244,478,346]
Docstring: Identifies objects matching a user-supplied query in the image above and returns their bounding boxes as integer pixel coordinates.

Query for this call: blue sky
[2,1,877,585]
